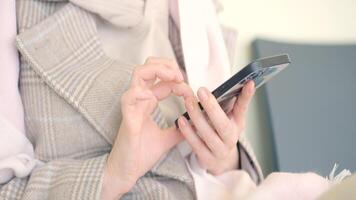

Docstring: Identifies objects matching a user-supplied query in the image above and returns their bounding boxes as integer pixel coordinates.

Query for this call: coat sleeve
[238,135,264,183]
[0,154,108,200]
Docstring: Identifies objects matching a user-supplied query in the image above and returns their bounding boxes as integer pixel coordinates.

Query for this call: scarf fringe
[327,163,351,184]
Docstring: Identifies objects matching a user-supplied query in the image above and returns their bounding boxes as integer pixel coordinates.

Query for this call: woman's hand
[178,81,255,175]
[101,58,192,200]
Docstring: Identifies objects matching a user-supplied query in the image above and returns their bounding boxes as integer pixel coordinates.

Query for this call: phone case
[175,54,291,128]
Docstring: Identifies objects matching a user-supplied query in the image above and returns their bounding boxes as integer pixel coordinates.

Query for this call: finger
[145,57,184,81]
[197,87,236,148]
[131,64,183,87]
[151,81,194,101]
[233,80,255,124]
[161,126,185,151]
[184,96,229,159]
[178,116,214,168]
[121,87,152,106]
[121,87,155,117]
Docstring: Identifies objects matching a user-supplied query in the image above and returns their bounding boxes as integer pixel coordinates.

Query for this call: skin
[100,58,255,200]
[178,80,255,175]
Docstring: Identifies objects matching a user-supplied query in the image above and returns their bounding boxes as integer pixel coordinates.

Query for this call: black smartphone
[174,54,291,128]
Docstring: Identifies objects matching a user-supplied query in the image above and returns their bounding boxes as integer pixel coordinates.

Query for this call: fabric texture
[0,116,36,184]
[169,0,231,93]
[197,171,331,200]
[0,0,36,184]
[184,153,257,200]
[0,0,24,133]
[318,174,356,200]
[0,0,262,199]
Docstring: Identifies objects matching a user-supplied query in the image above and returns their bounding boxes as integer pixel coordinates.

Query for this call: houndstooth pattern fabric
[0,1,262,199]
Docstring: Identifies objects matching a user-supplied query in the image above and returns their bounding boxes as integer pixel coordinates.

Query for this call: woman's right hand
[100,57,193,200]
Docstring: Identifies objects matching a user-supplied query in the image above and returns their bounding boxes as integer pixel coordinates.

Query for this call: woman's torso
[13,0,196,199]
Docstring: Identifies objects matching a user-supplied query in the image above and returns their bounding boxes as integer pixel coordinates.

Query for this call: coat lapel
[16,3,132,145]
[16,2,193,185]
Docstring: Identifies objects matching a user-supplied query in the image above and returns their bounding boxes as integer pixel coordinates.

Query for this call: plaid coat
[0,1,262,199]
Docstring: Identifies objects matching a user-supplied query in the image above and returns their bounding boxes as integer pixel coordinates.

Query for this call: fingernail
[179,117,187,127]
[185,98,194,111]
[245,81,254,94]
[249,82,255,94]
[198,87,209,102]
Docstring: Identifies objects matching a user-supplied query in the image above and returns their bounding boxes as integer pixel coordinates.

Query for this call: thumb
[160,126,184,151]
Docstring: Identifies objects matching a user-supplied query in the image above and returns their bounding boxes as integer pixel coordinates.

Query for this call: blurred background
[218,0,356,176]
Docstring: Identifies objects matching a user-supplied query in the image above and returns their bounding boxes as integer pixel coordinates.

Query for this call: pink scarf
[0,0,36,184]
[169,0,231,92]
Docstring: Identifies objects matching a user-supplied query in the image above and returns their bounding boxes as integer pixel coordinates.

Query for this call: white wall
[219,0,356,175]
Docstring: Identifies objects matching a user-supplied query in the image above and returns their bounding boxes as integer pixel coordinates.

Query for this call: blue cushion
[253,39,356,175]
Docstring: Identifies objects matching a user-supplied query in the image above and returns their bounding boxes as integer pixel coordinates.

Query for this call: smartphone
[174,54,291,128]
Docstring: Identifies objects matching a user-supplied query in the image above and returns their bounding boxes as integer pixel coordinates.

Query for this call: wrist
[208,146,239,175]
[100,169,123,200]
[226,145,239,171]
[100,157,133,200]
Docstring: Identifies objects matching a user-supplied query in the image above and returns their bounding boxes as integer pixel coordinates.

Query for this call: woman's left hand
[178,81,255,175]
